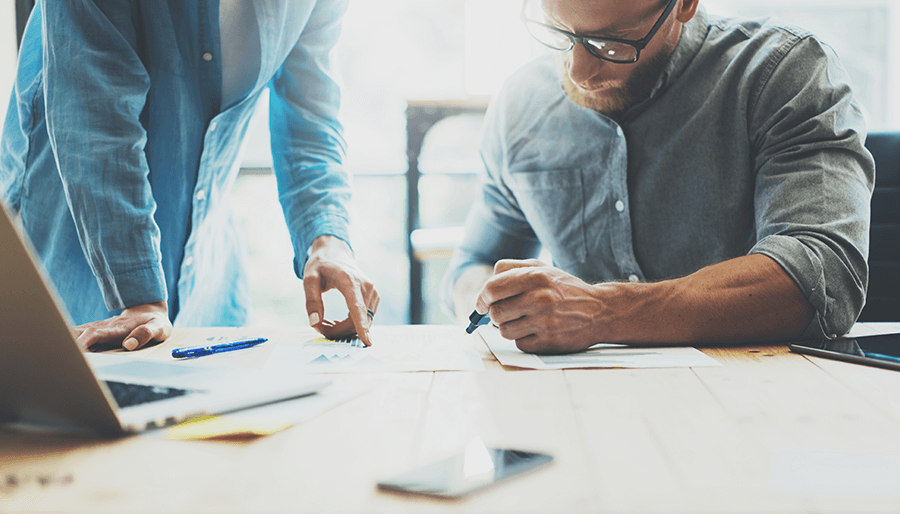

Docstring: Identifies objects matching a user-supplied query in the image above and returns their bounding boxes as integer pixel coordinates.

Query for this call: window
[3,1,897,327]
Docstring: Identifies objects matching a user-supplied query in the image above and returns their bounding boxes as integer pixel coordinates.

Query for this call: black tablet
[789,332,900,371]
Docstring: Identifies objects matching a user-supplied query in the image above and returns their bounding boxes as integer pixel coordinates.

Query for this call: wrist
[122,301,169,316]
[591,279,685,344]
[309,235,352,258]
[452,264,494,323]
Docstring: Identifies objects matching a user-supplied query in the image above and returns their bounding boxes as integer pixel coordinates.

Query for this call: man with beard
[442,0,874,354]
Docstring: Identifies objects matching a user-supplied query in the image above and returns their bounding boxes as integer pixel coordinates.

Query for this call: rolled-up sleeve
[748,35,874,339]
[269,0,352,279]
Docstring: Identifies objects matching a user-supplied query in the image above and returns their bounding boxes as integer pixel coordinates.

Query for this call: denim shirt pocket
[508,168,587,267]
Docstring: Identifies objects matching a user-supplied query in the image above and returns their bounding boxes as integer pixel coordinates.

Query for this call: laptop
[0,201,330,436]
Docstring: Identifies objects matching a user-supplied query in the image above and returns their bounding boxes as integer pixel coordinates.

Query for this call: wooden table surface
[2,323,900,514]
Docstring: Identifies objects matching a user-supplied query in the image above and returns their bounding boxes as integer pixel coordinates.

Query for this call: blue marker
[865,352,900,364]
[172,337,268,359]
[465,310,491,335]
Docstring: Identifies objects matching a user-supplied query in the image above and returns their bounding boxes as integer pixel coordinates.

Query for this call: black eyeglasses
[521,0,679,64]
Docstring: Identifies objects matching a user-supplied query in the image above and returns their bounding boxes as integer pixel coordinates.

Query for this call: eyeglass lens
[523,20,639,63]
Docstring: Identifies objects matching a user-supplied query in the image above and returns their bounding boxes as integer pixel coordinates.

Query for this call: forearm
[271,1,351,278]
[598,254,813,344]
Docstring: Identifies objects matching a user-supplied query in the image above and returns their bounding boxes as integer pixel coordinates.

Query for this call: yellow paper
[166,415,291,441]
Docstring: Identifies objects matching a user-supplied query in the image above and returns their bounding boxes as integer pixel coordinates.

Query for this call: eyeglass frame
[520,0,680,64]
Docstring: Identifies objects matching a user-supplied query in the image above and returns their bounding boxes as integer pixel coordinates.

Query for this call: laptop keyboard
[103,380,191,409]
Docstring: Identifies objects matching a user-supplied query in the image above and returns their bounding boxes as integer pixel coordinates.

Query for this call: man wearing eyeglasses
[443,0,874,353]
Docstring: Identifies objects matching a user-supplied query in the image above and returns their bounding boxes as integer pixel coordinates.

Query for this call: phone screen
[377,440,553,499]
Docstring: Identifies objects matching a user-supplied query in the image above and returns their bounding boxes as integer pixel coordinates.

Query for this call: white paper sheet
[263,325,485,373]
[158,377,376,440]
[479,328,721,369]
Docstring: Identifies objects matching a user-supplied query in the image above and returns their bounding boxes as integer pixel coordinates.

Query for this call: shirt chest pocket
[508,168,587,267]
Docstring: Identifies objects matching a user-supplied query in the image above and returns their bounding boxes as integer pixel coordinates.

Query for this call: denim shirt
[0,0,351,326]
[443,8,874,340]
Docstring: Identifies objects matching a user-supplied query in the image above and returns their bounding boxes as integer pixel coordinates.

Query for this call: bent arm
[746,36,873,339]
[480,254,813,354]
[441,94,542,320]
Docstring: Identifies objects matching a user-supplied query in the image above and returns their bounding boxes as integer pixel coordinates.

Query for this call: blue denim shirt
[1,0,351,326]
[443,8,874,340]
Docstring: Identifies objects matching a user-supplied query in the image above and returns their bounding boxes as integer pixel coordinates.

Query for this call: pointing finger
[304,269,324,328]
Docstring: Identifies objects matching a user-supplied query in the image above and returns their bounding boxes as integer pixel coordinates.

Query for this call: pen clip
[465,311,491,335]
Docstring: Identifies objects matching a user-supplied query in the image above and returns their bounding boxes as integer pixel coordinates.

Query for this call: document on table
[479,329,721,369]
[263,325,486,373]
[163,377,375,440]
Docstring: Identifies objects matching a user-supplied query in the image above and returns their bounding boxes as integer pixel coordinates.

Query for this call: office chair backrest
[857,132,900,322]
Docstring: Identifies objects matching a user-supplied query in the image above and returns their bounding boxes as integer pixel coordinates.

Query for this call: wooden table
[2,323,900,513]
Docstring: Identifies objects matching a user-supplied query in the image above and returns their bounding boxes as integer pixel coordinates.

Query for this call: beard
[558,41,675,120]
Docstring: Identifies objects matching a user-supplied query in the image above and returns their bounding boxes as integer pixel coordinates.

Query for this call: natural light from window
[2,0,899,327]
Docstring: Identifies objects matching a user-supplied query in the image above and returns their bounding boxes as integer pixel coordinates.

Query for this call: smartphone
[377,442,553,499]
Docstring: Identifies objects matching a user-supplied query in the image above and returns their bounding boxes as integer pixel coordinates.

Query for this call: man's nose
[566,44,606,89]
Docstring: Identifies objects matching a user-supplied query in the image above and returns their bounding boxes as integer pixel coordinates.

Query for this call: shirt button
[183,256,194,267]
[616,126,624,137]
[202,52,213,61]
[628,274,640,283]
[615,200,625,212]
[195,190,206,201]
[209,121,217,132]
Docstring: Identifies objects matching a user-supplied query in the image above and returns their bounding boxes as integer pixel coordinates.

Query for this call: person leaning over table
[0,0,379,350]
[441,0,874,354]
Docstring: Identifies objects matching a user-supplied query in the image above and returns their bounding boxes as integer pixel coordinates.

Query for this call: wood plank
[692,345,900,512]
[796,351,900,425]
[5,323,900,513]
[0,373,436,514]
[404,370,599,513]
[564,366,772,514]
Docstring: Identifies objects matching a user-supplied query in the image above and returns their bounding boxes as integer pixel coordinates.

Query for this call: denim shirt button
[195,189,206,201]
[183,256,194,267]
[628,274,640,283]
[615,200,625,212]
[202,52,213,62]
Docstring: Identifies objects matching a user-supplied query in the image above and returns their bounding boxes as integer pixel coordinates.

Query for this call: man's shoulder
[706,12,814,42]
[672,11,841,104]
[702,13,829,65]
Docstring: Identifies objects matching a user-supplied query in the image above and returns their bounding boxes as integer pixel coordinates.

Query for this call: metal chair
[858,132,900,321]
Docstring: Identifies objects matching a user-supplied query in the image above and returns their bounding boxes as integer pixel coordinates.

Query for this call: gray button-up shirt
[443,8,874,340]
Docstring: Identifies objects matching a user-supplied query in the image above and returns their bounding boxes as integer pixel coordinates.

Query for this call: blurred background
[2,0,899,327]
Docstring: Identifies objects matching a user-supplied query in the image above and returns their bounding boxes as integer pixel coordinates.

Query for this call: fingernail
[309,312,320,326]
[123,338,138,351]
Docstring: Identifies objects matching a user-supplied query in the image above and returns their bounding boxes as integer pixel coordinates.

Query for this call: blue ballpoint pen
[171,337,268,359]
[465,310,491,335]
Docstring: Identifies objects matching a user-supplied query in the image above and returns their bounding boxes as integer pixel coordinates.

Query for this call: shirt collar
[658,6,708,91]
[623,6,709,119]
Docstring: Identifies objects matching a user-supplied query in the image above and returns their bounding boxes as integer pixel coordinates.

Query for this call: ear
[675,0,700,23]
